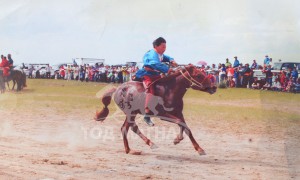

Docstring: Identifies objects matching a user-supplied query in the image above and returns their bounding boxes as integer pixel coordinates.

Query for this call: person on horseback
[0,55,11,77]
[138,37,177,126]
[7,54,14,75]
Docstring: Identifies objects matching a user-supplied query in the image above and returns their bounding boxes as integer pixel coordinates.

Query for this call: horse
[5,69,27,91]
[94,64,217,155]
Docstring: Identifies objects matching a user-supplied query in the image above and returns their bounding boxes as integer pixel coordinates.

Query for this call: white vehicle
[253,61,300,79]
[253,70,266,80]
[37,66,55,78]
[14,64,30,76]
[75,58,105,66]
[272,62,300,72]
[24,63,54,78]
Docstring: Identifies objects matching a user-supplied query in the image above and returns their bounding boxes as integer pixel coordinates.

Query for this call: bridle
[179,67,211,89]
[144,65,212,90]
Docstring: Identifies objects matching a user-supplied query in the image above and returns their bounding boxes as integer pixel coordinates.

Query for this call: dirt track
[0,101,299,180]
[1,83,300,180]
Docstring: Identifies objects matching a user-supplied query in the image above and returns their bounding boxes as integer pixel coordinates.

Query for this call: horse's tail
[94,88,116,121]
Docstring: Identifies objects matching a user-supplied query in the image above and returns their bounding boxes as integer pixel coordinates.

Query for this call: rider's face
[155,43,166,55]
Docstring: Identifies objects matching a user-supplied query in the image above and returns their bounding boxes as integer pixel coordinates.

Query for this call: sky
[0,0,300,66]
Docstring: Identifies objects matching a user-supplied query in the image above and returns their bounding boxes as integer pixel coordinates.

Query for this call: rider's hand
[167,68,174,74]
[131,75,136,81]
[160,73,166,78]
[171,61,178,67]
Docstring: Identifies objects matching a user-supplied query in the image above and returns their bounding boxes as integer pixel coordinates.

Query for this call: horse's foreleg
[6,81,10,91]
[174,126,184,145]
[183,126,206,155]
[131,122,158,149]
[12,80,16,91]
[161,113,206,155]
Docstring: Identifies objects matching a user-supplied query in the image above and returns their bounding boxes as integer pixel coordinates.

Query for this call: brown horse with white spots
[95,64,217,155]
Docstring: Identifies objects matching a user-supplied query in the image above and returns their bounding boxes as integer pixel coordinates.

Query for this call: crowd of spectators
[28,55,300,93]
[54,63,138,84]
[201,55,299,93]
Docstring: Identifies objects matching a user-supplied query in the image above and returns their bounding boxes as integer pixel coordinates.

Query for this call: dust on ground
[0,95,299,179]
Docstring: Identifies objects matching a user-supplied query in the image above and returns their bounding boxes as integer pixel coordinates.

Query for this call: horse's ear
[185,64,194,70]
[184,64,196,75]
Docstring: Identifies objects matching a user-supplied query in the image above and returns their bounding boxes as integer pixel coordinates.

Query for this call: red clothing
[0,58,10,76]
[0,58,9,67]
[60,67,65,77]
[143,75,161,111]
[280,73,286,86]
[143,75,161,94]
[227,67,234,76]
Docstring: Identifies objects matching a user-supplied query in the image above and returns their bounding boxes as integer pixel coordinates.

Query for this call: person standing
[233,56,240,68]
[60,65,65,79]
[226,64,235,87]
[264,65,273,87]
[210,64,219,84]
[291,67,299,83]
[264,55,270,67]
[225,58,232,68]
[269,58,273,68]
[241,63,251,88]
[46,64,51,79]
[28,65,34,79]
[251,60,258,69]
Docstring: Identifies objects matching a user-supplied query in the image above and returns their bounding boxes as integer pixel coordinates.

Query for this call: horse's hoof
[198,150,206,156]
[129,150,142,155]
[173,137,184,145]
[173,139,180,145]
[150,143,159,149]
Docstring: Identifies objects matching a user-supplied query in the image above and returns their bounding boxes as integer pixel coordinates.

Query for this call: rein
[179,67,210,89]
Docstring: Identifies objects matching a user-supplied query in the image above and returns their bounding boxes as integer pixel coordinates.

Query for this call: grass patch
[1,79,299,129]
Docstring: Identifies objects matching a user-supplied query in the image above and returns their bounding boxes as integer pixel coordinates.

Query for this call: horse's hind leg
[121,115,143,155]
[161,113,206,155]
[16,80,21,91]
[121,117,131,154]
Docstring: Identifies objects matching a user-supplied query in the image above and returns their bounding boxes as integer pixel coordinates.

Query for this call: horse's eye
[197,75,201,79]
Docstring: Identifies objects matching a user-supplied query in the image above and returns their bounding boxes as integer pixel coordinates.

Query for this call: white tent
[73,58,105,66]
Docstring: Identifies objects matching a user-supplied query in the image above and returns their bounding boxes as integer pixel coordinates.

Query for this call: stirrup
[143,116,154,126]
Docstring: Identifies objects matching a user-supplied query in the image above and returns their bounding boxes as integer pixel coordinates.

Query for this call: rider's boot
[144,93,155,126]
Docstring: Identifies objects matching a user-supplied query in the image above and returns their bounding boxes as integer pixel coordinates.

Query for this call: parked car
[253,61,300,79]
[272,62,300,72]
[37,66,55,78]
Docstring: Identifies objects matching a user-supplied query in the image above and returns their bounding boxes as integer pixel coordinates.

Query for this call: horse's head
[181,65,217,94]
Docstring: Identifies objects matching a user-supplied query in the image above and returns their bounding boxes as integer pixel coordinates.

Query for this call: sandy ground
[0,100,299,180]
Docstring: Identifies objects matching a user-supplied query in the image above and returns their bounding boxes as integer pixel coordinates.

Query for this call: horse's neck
[175,73,191,96]
[155,70,190,105]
